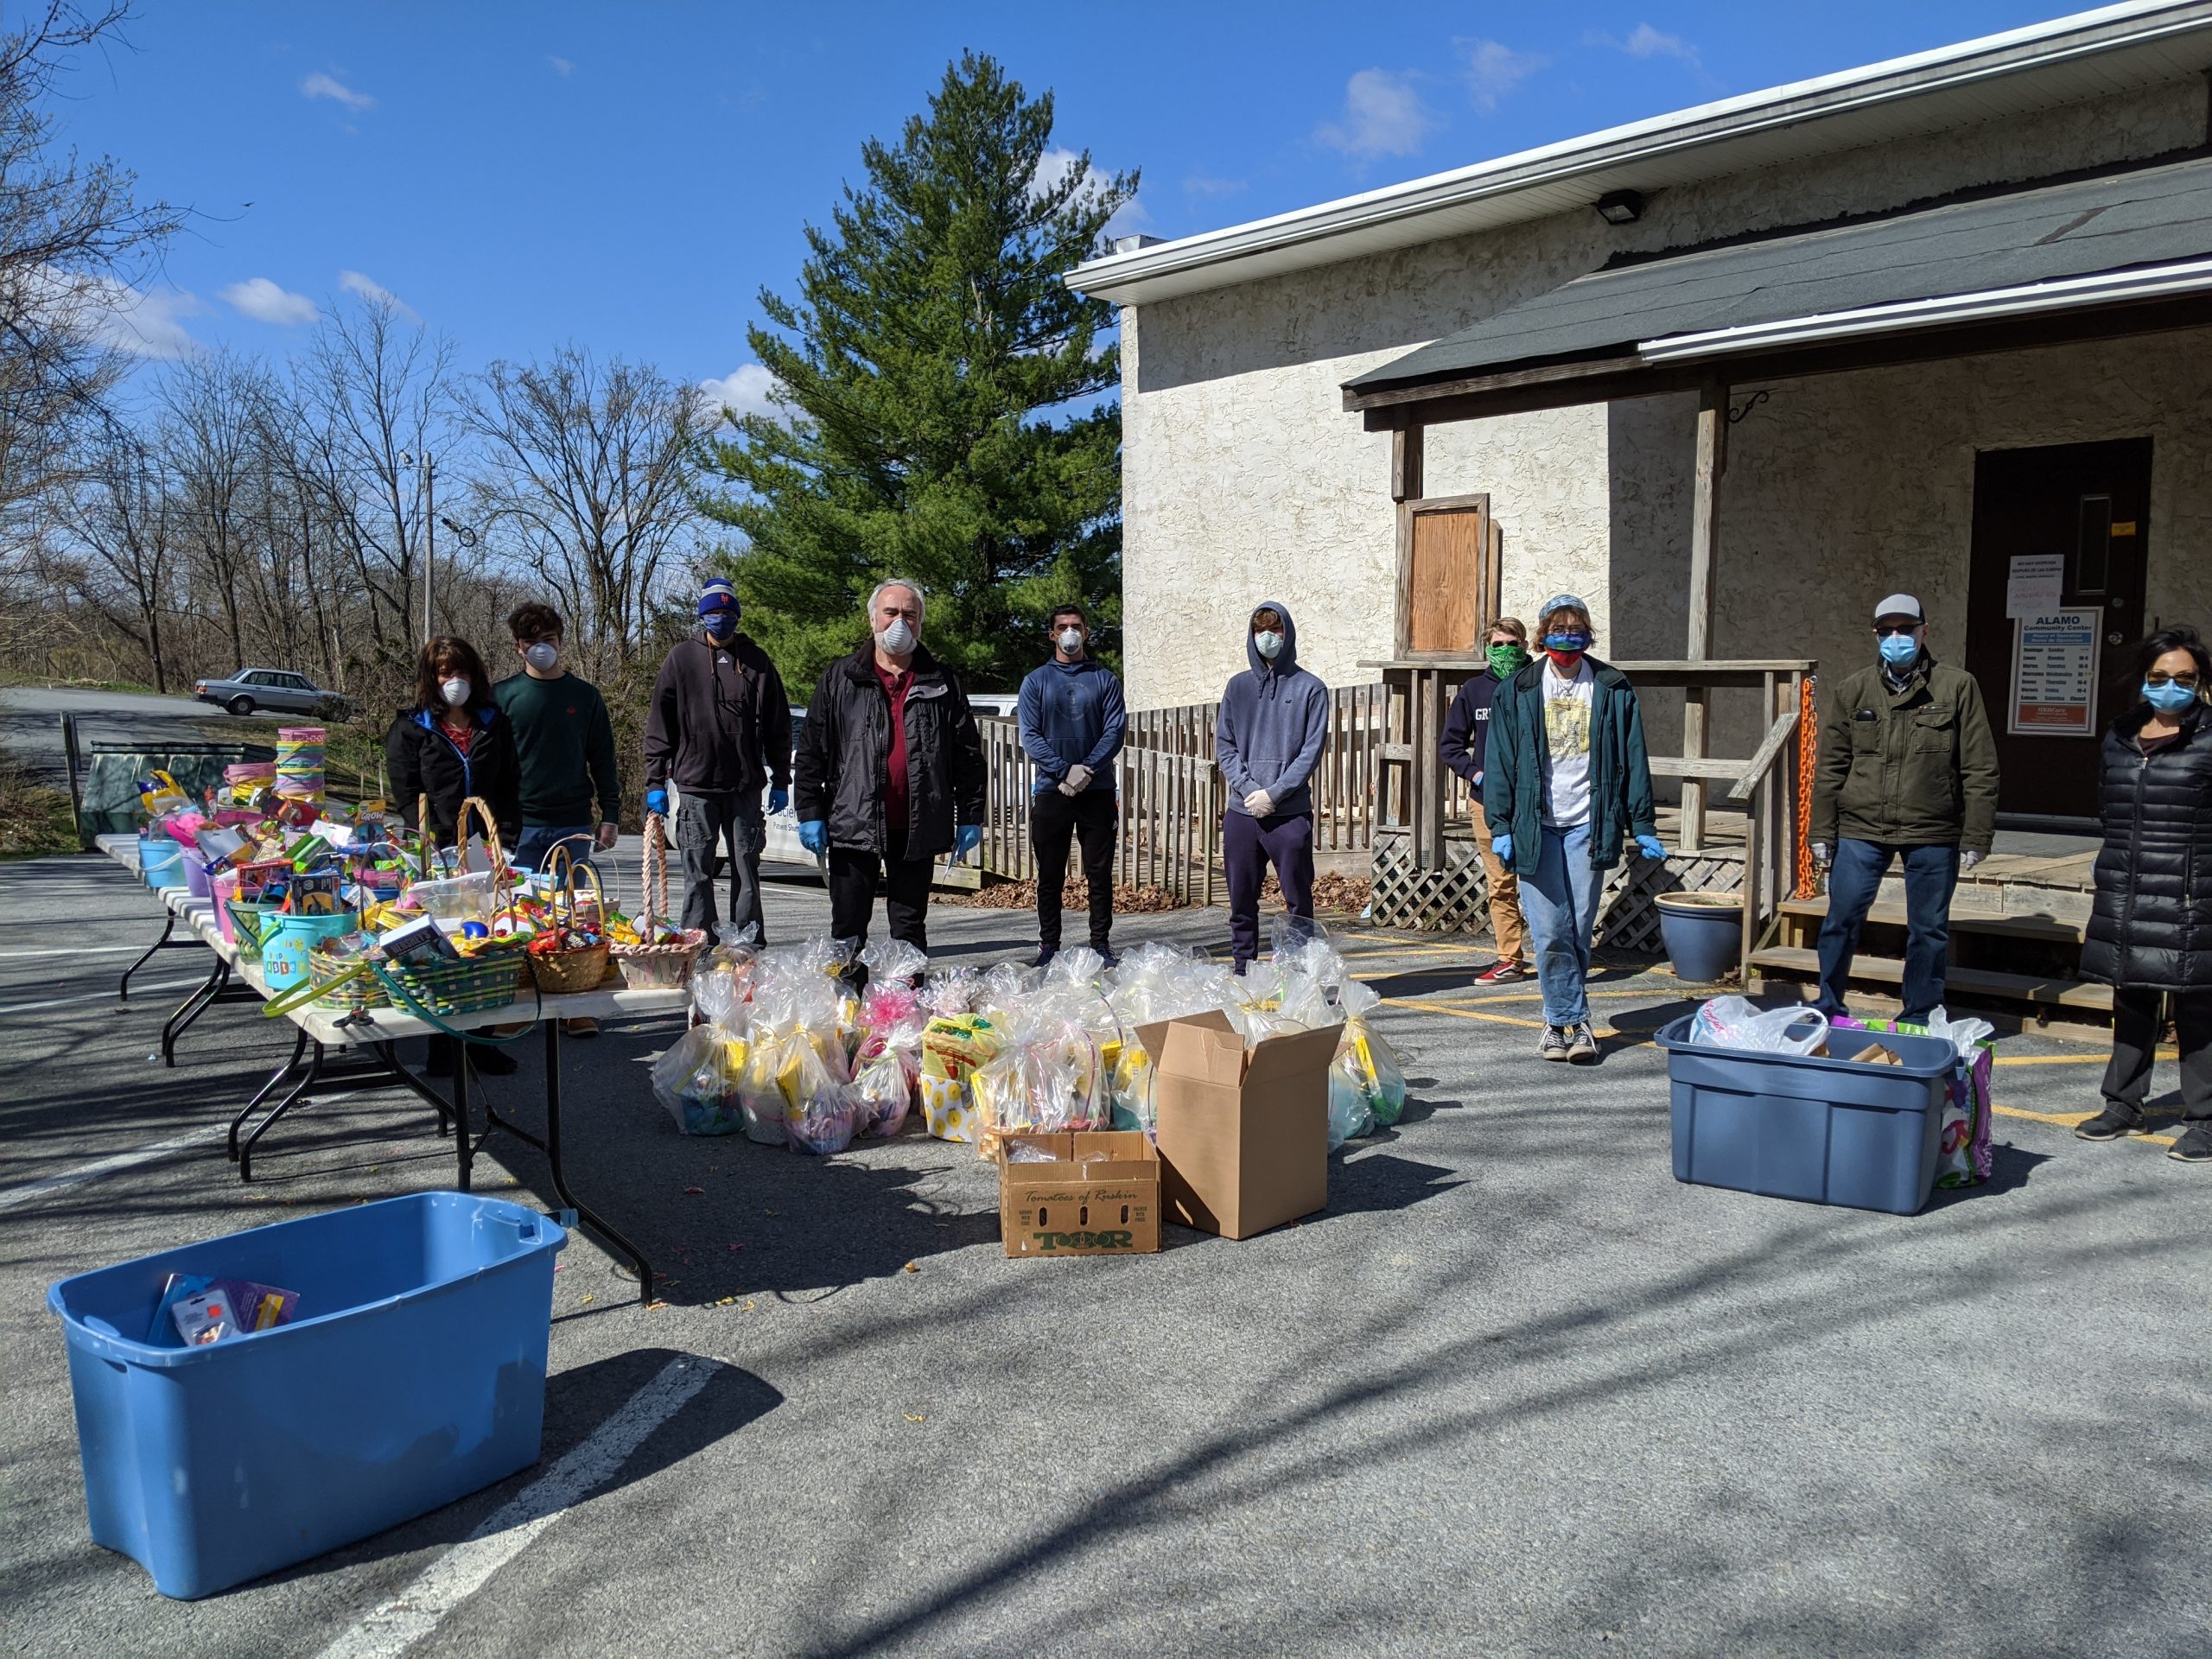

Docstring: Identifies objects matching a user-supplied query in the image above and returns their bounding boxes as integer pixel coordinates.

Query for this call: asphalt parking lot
[3,849,2208,1657]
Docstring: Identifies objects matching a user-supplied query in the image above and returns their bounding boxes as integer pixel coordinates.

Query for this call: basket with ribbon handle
[526,842,613,995]
[608,814,709,988]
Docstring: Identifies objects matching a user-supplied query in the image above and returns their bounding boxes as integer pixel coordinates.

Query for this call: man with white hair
[794,578,987,961]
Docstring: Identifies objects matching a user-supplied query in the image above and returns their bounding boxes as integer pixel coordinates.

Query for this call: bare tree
[160,348,274,666]
[53,429,177,688]
[457,348,701,683]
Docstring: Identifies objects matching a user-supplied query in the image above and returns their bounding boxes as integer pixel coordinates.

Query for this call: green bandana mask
[1486,643,1529,677]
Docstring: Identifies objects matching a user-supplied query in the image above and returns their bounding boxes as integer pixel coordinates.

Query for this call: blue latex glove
[1491,832,1513,865]
[644,787,669,817]
[1637,834,1667,861]
[767,787,789,815]
[798,819,828,856]
[951,823,982,862]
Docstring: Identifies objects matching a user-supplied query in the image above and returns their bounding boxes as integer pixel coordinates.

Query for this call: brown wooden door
[1964,437,2152,822]
[1399,493,1492,655]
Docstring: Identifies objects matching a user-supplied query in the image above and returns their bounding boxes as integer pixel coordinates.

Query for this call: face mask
[703,612,738,641]
[439,677,471,709]
[1878,632,1921,668]
[2144,679,2198,713]
[1541,631,1591,653]
[524,642,558,672]
[1254,630,1284,661]
[876,616,917,656]
[1486,643,1528,676]
[1057,627,1084,654]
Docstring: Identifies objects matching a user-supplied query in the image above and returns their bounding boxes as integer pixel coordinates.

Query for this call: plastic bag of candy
[971,1010,1106,1158]
[850,981,924,1137]
[779,1031,858,1155]
[652,1025,750,1136]
[918,1011,1002,1142]
[861,937,929,990]
[735,1024,789,1145]
[1327,1063,1374,1150]
[1334,977,1407,1128]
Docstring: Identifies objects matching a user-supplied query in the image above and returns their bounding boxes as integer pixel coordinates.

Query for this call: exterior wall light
[1595,189,1645,225]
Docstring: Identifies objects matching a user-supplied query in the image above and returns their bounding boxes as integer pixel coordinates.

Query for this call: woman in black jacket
[2076,626,2212,1161]
[384,636,522,849]
[383,636,522,1078]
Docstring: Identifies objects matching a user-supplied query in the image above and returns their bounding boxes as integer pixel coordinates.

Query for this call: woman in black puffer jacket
[2077,626,2212,1161]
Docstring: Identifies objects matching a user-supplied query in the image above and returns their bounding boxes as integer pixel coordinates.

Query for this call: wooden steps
[1776,897,2085,944]
[1746,946,2113,1013]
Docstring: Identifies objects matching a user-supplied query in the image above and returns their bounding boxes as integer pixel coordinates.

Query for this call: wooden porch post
[1681,373,1727,854]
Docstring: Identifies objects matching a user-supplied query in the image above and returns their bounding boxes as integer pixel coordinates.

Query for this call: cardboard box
[998,1130,1160,1257]
[1135,1010,1342,1240]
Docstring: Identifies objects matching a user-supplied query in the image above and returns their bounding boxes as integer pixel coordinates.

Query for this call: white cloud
[219,276,317,326]
[1459,39,1546,114]
[695,365,784,429]
[1316,68,1439,160]
[1588,23,1700,66]
[1183,175,1248,199]
[337,269,421,324]
[1030,145,1146,235]
[548,55,574,77]
[300,71,373,111]
[29,266,200,359]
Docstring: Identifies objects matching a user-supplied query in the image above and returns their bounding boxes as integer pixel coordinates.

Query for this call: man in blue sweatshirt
[1216,600,1332,970]
[1018,602,1127,967]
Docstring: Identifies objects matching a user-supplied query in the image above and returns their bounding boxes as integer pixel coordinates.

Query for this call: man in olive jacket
[1810,593,2000,1021]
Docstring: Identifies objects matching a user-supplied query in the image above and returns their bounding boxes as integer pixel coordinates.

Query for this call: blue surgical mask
[2144,679,2198,713]
[1878,633,1920,668]
[703,612,738,641]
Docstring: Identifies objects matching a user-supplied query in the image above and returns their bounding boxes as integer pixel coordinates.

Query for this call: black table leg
[540,1019,654,1304]
[119,912,175,1001]
[161,959,232,1067]
[239,1039,327,1183]
[231,1028,308,1160]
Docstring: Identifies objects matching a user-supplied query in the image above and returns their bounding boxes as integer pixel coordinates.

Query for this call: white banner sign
[2005,553,2064,618]
[2009,608,2101,737]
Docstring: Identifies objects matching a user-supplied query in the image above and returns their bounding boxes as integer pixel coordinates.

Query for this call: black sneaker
[2075,1104,2149,1141]
[1567,1021,1600,1062]
[469,1046,519,1077]
[1031,947,1058,969]
[1094,947,1119,969]
[1539,1026,1569,1061]
[2168,1122,2212,1162]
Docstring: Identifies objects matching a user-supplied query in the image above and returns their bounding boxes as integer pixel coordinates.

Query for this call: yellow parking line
[1382,995,1620,1039]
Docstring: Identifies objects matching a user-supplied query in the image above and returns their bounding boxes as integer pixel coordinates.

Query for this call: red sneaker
[1474,959,1527,985]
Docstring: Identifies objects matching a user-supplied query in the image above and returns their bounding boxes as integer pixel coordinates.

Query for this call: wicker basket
[610,816,708,989]
[383,942,531,1019]
[526,844,615,995]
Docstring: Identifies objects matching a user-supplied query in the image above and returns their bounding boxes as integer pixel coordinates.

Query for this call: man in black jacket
[1440,615,1532,984]
[643,579,793,942]
[794,578,986,960]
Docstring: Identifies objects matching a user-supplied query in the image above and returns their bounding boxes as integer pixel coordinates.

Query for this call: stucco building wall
[1118,77,2208,712]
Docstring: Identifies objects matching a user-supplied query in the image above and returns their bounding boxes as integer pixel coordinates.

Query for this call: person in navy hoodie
[1216,600,1332,972]
[383,634,522,1076]
[1018,602,1127,967]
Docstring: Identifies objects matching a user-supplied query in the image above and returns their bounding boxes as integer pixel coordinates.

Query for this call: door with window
[1963,438,2152,823]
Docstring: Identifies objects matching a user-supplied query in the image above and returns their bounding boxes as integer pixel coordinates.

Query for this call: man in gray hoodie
[1216,600,1332,969]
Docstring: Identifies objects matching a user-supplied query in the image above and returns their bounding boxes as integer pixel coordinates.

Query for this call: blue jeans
[1520,823,1604,1027]
[512,823,595,875]
[1816,839,1960,1021]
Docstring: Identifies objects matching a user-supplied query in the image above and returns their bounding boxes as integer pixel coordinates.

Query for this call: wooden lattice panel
[1373,838,1745,948]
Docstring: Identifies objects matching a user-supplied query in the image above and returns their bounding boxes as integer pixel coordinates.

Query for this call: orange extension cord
[1795,675,1819,899]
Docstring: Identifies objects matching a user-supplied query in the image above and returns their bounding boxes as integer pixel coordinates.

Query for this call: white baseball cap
[1872,593,1923,625]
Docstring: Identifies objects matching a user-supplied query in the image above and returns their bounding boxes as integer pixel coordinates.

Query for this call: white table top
[102,836,691,1045]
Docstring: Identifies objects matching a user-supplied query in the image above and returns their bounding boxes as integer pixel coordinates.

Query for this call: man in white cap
[1808,593,2000,1022]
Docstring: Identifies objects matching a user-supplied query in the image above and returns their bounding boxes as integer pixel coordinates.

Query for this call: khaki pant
[1471,799,1529,965]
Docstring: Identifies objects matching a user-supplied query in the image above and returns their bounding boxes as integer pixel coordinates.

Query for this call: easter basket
[308,939,391,1012]
[383,939,533,1018]
[609,816,709,989]
[526,845,614,995]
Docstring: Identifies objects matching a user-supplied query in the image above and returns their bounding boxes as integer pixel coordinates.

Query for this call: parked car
[193,668,358,719]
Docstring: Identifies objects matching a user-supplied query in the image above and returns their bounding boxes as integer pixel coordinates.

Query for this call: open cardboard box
[1134,1010,1343,1240]
[998,1130,1161,1257]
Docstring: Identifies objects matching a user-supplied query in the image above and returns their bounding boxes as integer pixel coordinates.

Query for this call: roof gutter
[1068,2,2212,304]
[1637,257,2212,360]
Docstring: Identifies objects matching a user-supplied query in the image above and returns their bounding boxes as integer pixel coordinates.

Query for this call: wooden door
[1399,493,1493,656]
[1964,438,2152,823]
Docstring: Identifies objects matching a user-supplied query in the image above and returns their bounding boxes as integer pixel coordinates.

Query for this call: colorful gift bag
[1834,1014,1993,1187]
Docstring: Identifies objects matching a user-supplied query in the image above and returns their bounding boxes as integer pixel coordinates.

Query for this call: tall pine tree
[700,53,1132,691]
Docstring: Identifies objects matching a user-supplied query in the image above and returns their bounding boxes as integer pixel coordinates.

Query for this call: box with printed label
[1135,1010,1342,1240]
[997,1130,1160,1257]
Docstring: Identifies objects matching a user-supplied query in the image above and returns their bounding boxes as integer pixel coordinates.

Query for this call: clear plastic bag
[849,1044,916,1138]
[1327,1065,1373,1150]
[735,1027,789,1144]
[861,938,929,988]
[652,1026,749,1136]
[1336,979,1408,1128]
[1688,996,1831,1055]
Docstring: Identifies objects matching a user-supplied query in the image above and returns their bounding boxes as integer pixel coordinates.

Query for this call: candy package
[652,1025,750,1136]
[736,1029,790,1145]
[1334,978,1407,1129]
[149,1273,300,1347]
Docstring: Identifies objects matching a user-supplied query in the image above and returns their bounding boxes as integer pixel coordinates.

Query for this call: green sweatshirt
[491,671,621,829]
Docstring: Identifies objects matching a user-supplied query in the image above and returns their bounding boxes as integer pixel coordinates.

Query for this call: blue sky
[70,0,2086,411]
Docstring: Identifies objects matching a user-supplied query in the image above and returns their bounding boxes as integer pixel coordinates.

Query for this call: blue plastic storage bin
[1655,1015,1956,1215]
[46,1192,564,1599]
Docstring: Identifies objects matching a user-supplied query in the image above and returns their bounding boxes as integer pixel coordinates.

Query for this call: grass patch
[0,671,162,695]
[0,752,79,859]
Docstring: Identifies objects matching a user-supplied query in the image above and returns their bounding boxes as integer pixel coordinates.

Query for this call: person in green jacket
[1482,594,1663,1062]
[492,602,621,870]
[1809,593,2000,1022]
